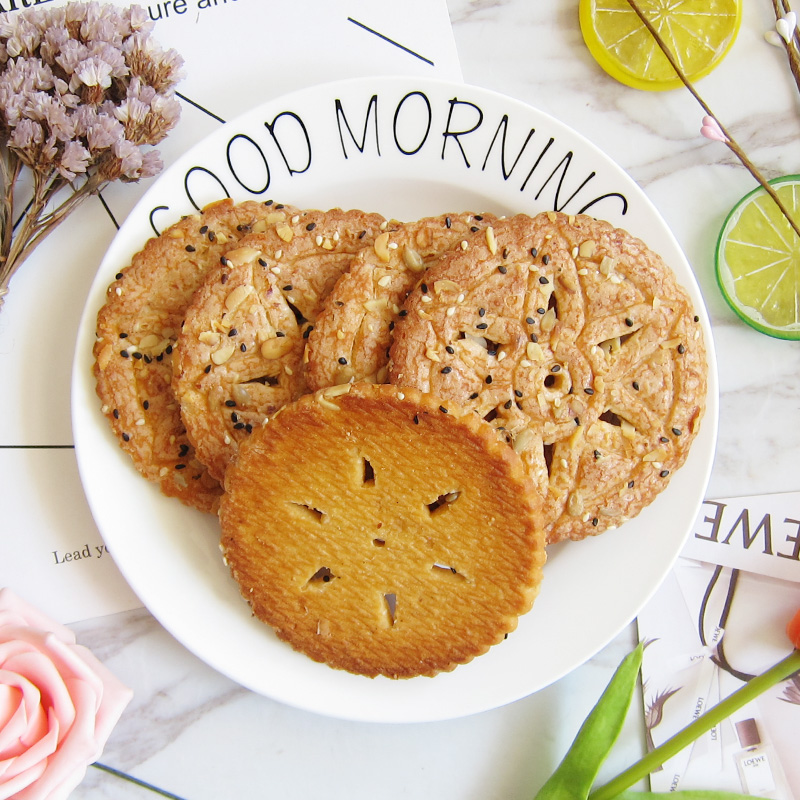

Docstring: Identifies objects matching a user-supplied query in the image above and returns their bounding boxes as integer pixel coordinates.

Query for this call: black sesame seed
[660,436,669,443]
[234,422,245,430]
[476,322,488,330]
[625,317,633,327]
[179,445,189,457]
[225,400,236,407]
[502,248,509,259]
[514,389,523,398]
[441,366,452,374]
[537,308,546,315]
[115,272,124,279]
[142,400,149,410]
[526,317,535,325]
[221,273,229,284]
[113,409,120,419]
[628,480,635,488]
[439,406,448,414]
[282,285,293,291]
[120,350,129,358]
[475,215,484,221]
[265,200,274,206]
[358,230,367,239]
[276,331,286,337]
[591,517,598,526]
[542,254,550,265]
[399,310,408,317]
[530,333,539,343]
[165,345,173,354]
[208,231,216,242]
[551,364,561,372]
[538,276,549,284]
[119,332,128,338]
[338,357,348,365]
[258,258,267,267]
[413,414,420,424]
[240,343,247,352]
[445,216,452,228]
[306,222,316,231]
[470,226,479,233]
[530,247,538,258]
[677,344,686,354]
[245,424,253,433]
[694,315,699,322]
[584,387,595,395]
[176,464,187,470]
[632,381,640,390]
[504,400,512,409]
[479,307,486,317]
[660,469,670,478]
[672,427,682,436]
[122,433,130,442]
[445,345,454,354]
[498,265,507,274]
[421,283,428,294]
[231,412,239,423]
[204,365,211,374]
[485,375,493,384]
[228,329,237,337]
[199,225,208,234]
[144,355,152,364]
[185,244,196,252]
[469,392,479,400]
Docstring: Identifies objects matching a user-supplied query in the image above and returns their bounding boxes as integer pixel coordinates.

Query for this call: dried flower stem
[772,0,800,94]
[625,0,800,241]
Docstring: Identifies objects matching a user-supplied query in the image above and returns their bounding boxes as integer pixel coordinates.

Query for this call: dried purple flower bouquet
[0,2,183,308]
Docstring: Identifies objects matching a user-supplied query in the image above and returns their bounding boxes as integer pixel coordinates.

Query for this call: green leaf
[534,642,644,800]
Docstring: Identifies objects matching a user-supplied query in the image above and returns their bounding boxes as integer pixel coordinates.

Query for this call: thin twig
[625,0,800,241]
[773,0,800,94]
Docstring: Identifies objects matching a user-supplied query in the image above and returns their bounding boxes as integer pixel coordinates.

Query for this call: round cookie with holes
[172,208,386,482]
[389,212,707,544]
[305,212,498,390]
[93,198,296,513]
[219,382,546,679]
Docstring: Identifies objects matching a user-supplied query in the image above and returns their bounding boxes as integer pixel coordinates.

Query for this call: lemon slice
[579,0,742,91]
[715,175,800,340]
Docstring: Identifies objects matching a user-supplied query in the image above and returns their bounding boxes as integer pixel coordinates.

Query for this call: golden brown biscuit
[173,208,386,481]
[93,199,295,512]
[389,212,707,543]
[219,383,546,679]
[305,212,498,390]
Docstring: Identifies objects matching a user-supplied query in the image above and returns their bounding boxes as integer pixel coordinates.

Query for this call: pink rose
[0,589,132,800]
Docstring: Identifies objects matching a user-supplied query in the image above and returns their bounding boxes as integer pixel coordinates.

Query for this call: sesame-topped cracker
[305,212,498,391]
[219,382,546,679]
[93,198,296,513]
[389,212,707,544]
[172,208,386,482]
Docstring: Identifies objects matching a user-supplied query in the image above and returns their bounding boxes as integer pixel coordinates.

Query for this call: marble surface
[5,1,800,797]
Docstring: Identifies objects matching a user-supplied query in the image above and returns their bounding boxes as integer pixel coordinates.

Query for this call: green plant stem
[624,0,800,242]
[588,649,800,800]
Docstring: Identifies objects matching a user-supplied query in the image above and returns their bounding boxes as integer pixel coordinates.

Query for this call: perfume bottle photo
[733,718,794,800]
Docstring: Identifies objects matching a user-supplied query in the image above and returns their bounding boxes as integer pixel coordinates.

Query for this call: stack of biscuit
[93,199,706,678]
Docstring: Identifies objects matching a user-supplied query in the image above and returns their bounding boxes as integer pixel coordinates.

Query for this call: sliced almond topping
[226,246,261,267]
[211,343,236,365]
[225,284,253,312]
[540,307,557,333]
[137,333,161,349]
[377,275,392,288]
[265,212,287,225]
[425,348,441,362]
[374,232,391,262]
[578,240,597,258]
[364,298,389,312]
[198,331,221,346]
[643,447,668,462]
[402,246,424,272]
[434,279,460,295]
[276,224,294,243]
[526,341,544,361]
[485,226,497,255]
[260,336,293,359]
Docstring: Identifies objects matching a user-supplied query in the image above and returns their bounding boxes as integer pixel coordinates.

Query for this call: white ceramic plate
[72,77,718,723]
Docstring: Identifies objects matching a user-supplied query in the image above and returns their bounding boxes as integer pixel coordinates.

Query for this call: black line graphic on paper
[346,17,435,66]
[97,191,119,230]
[176,91,226,124]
